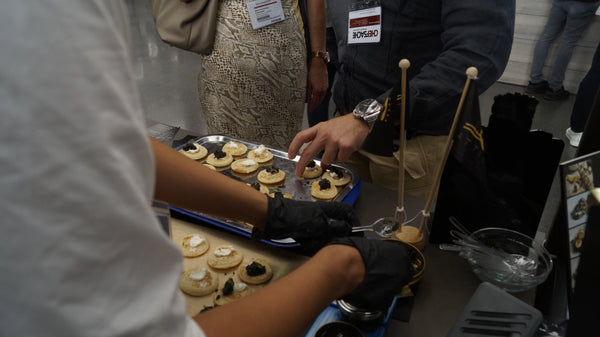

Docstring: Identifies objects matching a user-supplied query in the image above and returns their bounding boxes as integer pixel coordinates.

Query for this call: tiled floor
[127,0,580,236]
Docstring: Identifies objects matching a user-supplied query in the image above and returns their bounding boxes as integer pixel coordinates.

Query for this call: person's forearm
[306,0,326,54]
[150,138,268,227]
[194,244,365,337]
[305,0,328,110]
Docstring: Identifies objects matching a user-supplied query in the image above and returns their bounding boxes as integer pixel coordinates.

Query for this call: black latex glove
[253,194,360,253]
[329,237,414,312]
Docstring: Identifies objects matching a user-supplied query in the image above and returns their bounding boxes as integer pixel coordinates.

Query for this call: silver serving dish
[171,135,362,247]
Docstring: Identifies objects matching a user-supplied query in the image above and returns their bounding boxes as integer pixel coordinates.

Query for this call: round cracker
[231,158,259,174]
[269,191,292,199]
[180,234,210,258]
[322,167,352,186]
[247,145,274,164]
[204,164,216,170]
[214,278,253,305]
[248,181,270,194]
[222,141,248,156]
[238,258,273,285]
[302,160,323,179]
[311,178,338,200]
[257,167,286,185]
[206,151,233,168]
[179,143,208,161]
[207,245,243,270]
[179,268,219,297]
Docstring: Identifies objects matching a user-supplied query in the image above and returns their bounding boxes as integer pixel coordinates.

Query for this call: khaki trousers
[346,135,448,198]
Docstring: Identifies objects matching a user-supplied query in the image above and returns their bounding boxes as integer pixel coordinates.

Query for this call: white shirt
[0,1,205,336]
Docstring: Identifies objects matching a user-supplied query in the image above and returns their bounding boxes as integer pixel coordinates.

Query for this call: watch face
[353,99,381,124]
[364,112,379,123]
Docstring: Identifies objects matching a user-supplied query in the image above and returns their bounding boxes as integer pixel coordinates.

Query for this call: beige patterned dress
[198,0,307,150]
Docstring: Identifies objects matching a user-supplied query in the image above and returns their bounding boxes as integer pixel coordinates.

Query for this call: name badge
[348,5,381,44]
[247,0,286,30]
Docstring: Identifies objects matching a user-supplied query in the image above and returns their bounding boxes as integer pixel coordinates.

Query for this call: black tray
[170,135,362,248]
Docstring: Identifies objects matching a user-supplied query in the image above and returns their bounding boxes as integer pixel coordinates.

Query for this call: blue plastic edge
[342,177,361,205]
[304,297,398,337]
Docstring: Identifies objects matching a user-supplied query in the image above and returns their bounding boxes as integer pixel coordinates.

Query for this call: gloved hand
[329,237,414,311]
[253,194,360,253]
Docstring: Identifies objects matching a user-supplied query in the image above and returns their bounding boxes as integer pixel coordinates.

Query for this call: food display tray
[170,135,362,248]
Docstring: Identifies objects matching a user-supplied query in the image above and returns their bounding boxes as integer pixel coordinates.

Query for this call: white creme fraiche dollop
[225,141,239,149]
[234,282,247,292]
[240,159,257,167]
[189,268,208,281]
[189,235,205,248]
[254,145,267,156]
[214,245,235,257]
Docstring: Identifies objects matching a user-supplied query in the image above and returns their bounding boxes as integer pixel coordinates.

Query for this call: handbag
[151,0,219,55]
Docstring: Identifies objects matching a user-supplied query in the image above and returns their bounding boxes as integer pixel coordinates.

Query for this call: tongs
[446,217,534,270]
[352,217,400,238]
[443,217,511,259]
[438,216,475,251]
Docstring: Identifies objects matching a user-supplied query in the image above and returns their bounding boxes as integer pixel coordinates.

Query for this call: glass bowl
[460,227,553,293]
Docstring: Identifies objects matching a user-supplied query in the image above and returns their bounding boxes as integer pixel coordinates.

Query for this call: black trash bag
[429,93,564,243]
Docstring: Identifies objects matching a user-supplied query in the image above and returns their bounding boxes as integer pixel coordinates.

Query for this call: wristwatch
[352,99,382,127]
[311,50,330,63]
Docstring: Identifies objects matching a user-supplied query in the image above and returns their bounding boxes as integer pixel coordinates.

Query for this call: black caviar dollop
[245,261,266,276]
[183,143,197,152]
[330,167,344,178]
[318,178,331,190]
[250,181,261,190]
[307,160,316,168]
[222,278,234,296]
[214,150,227,159]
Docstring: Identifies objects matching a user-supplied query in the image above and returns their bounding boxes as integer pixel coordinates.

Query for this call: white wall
[500,0,600,92]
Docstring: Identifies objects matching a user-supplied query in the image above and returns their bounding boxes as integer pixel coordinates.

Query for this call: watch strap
[311,50,330,63]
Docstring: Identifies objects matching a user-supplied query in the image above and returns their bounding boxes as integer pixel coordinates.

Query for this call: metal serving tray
[170,135,362,248]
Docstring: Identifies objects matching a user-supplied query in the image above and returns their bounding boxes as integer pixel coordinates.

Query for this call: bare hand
[288,114,369,177]
[305,61,328,112]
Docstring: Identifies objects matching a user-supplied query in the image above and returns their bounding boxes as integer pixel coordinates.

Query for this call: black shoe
[525,80,548,94]
[544,86,570,101]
